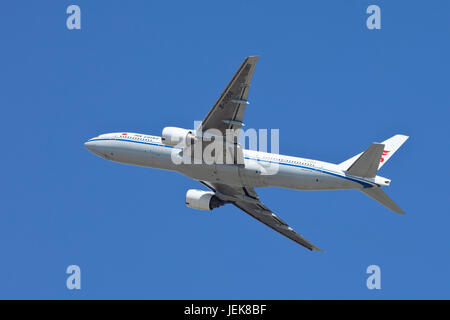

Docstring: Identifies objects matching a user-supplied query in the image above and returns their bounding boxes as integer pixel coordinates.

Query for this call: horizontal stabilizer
[346,143,384,178]
[361,187,405,214]
[340,134,409,171]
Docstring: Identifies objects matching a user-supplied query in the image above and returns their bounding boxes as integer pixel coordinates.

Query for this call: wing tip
[246,55,260,62]
[312,246,325,253]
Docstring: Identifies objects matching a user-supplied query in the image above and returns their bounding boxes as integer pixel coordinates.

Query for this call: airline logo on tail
[339,134,409,171]
[380,150,390,163]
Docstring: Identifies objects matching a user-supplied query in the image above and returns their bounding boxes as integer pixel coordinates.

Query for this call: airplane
[85,56,408,252]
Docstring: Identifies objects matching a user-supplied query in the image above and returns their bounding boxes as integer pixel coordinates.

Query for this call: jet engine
[185,189,224,211]
[161,127,195,147]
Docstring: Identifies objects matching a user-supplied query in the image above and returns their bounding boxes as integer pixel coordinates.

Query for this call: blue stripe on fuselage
[88,138,181,149]
[87,138,376,188]
[243,156,375,188]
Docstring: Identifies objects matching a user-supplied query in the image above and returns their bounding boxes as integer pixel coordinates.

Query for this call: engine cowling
[185,189,224,211]
[161,127,195,147]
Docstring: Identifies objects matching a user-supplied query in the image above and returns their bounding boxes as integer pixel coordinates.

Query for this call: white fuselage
[85,132,390,191]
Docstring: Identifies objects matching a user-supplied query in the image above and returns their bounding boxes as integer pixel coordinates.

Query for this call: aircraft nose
[85,138,113,159]
[84,140,96,152]
[84,139,104,157]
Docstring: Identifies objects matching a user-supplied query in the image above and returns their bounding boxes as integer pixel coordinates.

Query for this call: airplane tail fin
[360,187,405,214]
[339,135,409,174]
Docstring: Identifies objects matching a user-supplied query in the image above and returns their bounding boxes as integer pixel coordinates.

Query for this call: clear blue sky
[1,1,449,299]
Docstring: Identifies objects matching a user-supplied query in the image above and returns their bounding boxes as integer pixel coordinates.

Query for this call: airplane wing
[200,56,259,135]
[196,56,259,165]
[200,181,323,252]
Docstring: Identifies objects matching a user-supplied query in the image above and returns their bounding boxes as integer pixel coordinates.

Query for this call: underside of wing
[200,181,323,252]
[200,56,259,135]
[233,201,323,252]
[194,57,259,165]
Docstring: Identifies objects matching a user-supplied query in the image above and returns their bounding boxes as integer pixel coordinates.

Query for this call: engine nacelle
[161,127,195,147]
[185,189,224,211]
